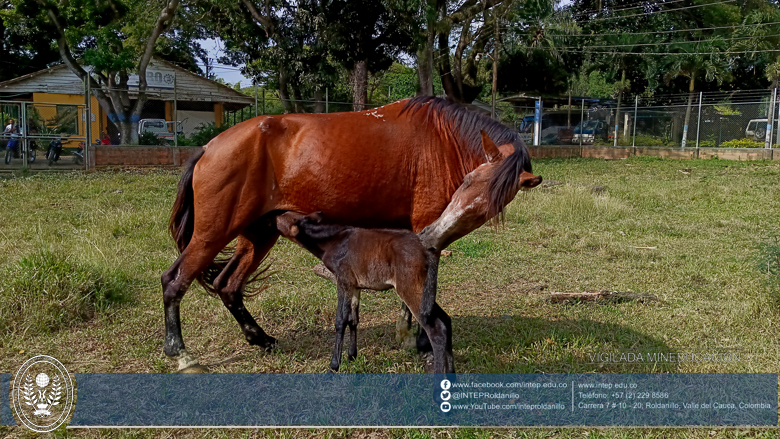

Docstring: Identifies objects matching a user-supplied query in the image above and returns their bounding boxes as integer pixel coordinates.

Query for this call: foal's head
[419,130,542,251]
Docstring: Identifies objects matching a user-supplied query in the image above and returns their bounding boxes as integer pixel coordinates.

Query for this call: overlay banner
[3,373,778,427]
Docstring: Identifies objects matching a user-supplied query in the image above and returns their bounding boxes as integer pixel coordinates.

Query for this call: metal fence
[528,89,778,149]
[0,100,87,169]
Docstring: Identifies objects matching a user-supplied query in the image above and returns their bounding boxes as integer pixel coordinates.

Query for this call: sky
[200,38,253,88]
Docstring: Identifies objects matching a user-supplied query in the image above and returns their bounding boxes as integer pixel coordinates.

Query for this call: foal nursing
[276,211,455,373]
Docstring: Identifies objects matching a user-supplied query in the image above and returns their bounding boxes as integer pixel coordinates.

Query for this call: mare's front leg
[330,282,358,371]
[415,250,440,353]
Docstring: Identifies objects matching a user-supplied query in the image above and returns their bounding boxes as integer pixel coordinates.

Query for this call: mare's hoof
[249,335,278,351]
[178,364,209,373]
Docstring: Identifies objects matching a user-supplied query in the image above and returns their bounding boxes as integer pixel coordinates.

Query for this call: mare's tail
[168,149,228,293]
[169,149,204,253]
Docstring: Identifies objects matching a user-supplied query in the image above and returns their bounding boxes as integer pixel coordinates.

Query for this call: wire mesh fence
[7,78,777,169]
[527,89,778,149]
[1,100,87,168]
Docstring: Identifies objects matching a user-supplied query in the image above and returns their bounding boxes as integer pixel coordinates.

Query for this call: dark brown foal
[276,212,454,373]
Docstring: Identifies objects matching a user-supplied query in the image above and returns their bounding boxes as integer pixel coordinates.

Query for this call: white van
[138,119,183,142]
[745,119,779,140]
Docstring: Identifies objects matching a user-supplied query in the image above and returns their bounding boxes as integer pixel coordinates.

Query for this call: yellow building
[0,58,253,144]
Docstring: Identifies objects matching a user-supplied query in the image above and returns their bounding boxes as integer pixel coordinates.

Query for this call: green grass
[0,158,779,438]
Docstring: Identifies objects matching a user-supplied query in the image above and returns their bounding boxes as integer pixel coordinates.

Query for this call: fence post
[579,99,584,147]
[84,77,91,169]
[262,88,265,115]
[533,98,542,146]
[775,88,780,147]
[632,95,638,147]
[173,72,178,148]
[20,101,27,166]
[766,88,776,149]
[326,87,329,113]
[254,82,258,118]
[695,91,702,149]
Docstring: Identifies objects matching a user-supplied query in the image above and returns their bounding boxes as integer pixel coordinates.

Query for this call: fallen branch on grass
[545,290,658,304]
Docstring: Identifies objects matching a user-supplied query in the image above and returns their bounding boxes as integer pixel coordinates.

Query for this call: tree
[389,0,507,101]
[0,0,61,81]
[325,0,412,110]
[11,0,181,143]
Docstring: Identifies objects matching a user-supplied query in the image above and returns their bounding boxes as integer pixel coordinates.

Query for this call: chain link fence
[1,100,87,169]
[519,89,778,149]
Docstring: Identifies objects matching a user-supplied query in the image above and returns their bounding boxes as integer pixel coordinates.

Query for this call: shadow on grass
[251,313,676,374]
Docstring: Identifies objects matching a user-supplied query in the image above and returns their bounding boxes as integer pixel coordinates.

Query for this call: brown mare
[275,211,453,373]
[163,96,542,370]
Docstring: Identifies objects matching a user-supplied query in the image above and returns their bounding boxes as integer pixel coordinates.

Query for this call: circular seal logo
[12,355,75,432]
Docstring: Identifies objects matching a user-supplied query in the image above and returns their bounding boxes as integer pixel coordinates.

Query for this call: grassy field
[0,157,779,438]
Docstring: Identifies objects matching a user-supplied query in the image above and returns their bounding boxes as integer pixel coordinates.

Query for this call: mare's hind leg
[162,238,228,359]
[212,222,280,350]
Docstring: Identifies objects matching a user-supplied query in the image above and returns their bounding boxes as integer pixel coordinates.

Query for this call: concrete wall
[91,145,778,169]
[92,146,202,168]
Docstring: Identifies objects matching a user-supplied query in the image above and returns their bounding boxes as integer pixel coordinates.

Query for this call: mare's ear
[480,130,502,163]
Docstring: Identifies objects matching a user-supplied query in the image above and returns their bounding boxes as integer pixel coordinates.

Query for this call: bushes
[0,250,129,335]
[186,123,230,146]
[718,138,765,148]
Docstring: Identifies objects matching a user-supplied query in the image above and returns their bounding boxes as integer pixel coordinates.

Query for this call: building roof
[0,59,254,106]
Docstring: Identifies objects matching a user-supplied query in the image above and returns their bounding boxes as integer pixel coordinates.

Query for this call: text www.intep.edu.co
[450,381,568,389]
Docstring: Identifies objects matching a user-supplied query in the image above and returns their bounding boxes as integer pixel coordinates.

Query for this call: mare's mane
[400,96,532,218]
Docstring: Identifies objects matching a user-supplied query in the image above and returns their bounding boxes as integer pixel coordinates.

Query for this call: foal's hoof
[421,352,435,373]
[178,364,209,373]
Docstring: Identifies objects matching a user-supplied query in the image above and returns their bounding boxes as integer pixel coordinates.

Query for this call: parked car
[138,119,183,143]
[572,120,608,144]
[745,119,778,141]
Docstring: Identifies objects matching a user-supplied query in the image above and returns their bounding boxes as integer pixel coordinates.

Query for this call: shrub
[698,140,716,148]
[718,138,764,148]
[188,123,230,147]
[0,250,129,335]
[138,131,168,146]
[633,135,673,147]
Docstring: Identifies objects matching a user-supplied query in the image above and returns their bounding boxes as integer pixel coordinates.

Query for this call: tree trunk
[119,121,138,145]
[291,83,305,113]
[614,69,625,147]
[313,88,324,113]
[351,60,368,111]
[416,26,435,96]
[681,76,695,148]
[438,31,459,102]
[278,66,294,114]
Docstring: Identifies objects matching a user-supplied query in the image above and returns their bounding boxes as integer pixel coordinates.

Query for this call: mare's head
[419,130,542,251]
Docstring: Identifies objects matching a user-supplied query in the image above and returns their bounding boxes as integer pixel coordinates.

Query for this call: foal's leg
[395,303,416,348]
[331,282,359,371]
[212,222,280,350]
[346,288,361,362]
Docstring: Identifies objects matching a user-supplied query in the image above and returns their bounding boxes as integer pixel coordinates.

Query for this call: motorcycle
[46,138,63,165]
[73,142,84,164]
[4,135,35,164]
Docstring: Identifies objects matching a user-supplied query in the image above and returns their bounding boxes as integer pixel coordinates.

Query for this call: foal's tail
[169,149,204,253]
